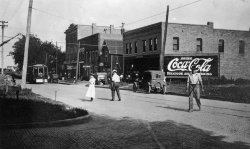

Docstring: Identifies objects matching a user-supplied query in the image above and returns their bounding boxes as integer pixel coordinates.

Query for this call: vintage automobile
[133,70,167,94]
[96,72,108,85]
[49,74,59,83]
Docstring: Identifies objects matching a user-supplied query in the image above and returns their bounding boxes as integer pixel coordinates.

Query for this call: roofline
[124,21,250,34]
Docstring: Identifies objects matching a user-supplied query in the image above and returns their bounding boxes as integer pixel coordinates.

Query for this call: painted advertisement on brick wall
[164,54,219,78]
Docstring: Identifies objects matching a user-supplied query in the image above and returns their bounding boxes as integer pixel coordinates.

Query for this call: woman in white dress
[86,74,96,101]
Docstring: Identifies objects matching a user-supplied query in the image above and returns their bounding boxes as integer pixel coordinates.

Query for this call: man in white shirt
[187,67,204,112]
[111,70,121,101]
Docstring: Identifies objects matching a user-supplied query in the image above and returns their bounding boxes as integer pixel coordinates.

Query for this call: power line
[32,7,79,23]
[0,0,11,19]
[8,0,25,21]
[125,0,204,27]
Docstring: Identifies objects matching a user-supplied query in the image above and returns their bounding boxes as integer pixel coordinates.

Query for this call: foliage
[0,95,88,124]
[9,34,65,73]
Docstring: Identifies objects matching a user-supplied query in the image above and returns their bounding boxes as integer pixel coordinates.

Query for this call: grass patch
[0,90,88,125]
[166,83,250,104]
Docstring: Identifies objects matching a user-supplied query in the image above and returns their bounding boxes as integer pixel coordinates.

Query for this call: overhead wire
[0,0,11,19]
[4,0,203,50]
[125,0,204,27]
[8,0,25,21]
[32,7,79,23]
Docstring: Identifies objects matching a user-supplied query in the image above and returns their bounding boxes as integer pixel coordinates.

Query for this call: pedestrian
[86,73,96,101]
[111,69,121,101]
[186,66,204,112]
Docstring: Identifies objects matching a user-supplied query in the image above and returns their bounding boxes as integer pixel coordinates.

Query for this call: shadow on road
[1,114,249,149]
[79,98,92,102]
[98,97,112,101]
[156,105,189,112]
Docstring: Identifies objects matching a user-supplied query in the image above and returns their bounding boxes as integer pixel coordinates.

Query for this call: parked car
[96,72,108,85]
[133,70,167,94]
[49,73,59,83]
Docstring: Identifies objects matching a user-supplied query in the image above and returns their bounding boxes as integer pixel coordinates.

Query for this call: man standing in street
[187,66,204,112]
[111,69,121,101]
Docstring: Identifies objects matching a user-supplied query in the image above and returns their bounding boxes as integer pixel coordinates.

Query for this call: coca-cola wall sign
[164,54,219,78]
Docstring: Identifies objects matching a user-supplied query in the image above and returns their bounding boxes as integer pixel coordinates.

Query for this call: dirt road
[27,83,250,146]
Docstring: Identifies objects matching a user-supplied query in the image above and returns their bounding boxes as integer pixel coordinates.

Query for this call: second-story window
[149,38,153,51]
[196,38,202,52]
[134,42,137,53]
[126,43,128,54]
[218,39,224,53]
[154,38,157,50]
[143,40,146,52]
[129,43,132,54]
[239,40,245,54]
[173,37,179,51]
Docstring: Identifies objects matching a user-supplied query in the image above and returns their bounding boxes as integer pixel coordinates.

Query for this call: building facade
[64,23,124,79]
[123,22,250,79]
[78,33,123,80]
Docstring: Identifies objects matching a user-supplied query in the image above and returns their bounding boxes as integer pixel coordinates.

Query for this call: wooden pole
[21,0,33,89]
[160,5,169,71]
[75,42,80,83]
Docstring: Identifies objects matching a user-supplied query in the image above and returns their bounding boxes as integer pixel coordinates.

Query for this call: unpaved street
[26,82,250,146]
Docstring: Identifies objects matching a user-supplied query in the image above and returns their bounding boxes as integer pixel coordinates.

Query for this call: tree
[10,34,65,74]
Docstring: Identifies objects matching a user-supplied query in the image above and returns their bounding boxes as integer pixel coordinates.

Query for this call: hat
[89,73,95,76]
[112,69,117,73]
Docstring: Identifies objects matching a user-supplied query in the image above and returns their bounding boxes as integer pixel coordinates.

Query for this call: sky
[0,0,250,68]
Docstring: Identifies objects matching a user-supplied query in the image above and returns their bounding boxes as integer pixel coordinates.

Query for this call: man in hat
[187,66,204,112]
[111,69,121,101]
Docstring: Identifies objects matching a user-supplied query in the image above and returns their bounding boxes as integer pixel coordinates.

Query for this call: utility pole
[21,0,33,89]
[0,21,8,74]
[75,42,80,83]
[56,41,58,74]
[160,5,169,71]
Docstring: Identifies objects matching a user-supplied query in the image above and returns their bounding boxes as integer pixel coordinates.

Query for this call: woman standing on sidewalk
[86,73,96,101]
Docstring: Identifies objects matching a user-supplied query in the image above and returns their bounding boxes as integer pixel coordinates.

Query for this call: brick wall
[124,22,250,80]
[165,23,250,79]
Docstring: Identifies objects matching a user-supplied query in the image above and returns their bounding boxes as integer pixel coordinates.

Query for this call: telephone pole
[160,5,169,71]
[21,0,33,88]
[0,21,8,74]
[56,41,58,74]
[75,42,80,83]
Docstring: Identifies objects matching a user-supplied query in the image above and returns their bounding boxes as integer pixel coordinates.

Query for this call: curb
[1,114,92,129]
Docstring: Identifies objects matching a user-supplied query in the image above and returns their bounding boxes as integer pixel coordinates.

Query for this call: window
[239,40,245,54]
[129,43,132,54]
[196,38,202,52]
[134,42,137,53]
[154,38,157,50]
[126,43,128,54]
[173,37,179,51]
[218,39,224,53]
[149,38,153,51]
[143,40,146,52]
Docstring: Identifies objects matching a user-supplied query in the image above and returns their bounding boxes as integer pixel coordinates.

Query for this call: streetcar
[27,64,48,83]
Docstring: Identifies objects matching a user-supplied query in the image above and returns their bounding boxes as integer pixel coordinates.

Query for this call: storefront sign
[164,54,219,78]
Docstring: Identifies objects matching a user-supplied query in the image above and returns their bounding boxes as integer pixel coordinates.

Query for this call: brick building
[64,23,124,79]
[123,22,250,80]
[78,33,123,80]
